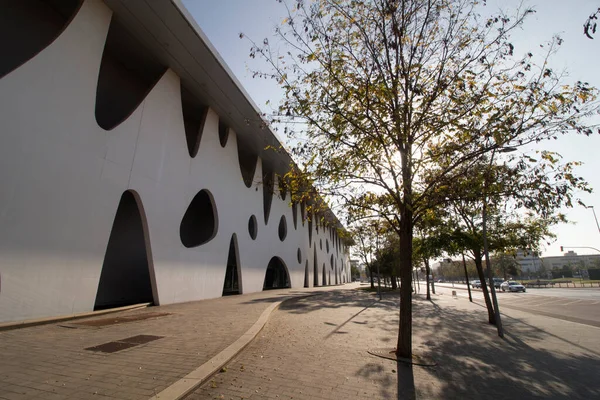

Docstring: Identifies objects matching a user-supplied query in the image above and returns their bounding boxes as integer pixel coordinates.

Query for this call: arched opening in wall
[218,119,229,147]
[248,215,258,240]
[95,190,155,310]
[313,248,319,287]
[263,257,290,290]
[297,248,302,264]
[180,190,218,248]
[300,202,306,226]
[335,259,339,285]
[322,263,327,286]
[237,140,258,188]
[304,261,309,288]
[278,215,287,241]
[0,0,83,79]
[95,17,167,131]
[222,234,241,296]
[326,239,329,253]
[181,85,208,158]
[291,202,298,230]
[262,170,274,225]
[308,218,313,246]
[329,271,331,286]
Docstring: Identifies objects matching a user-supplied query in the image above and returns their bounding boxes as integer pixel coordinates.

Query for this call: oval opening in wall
[180,189,218,248]
[278,215,287,242]
[248,215,258,240]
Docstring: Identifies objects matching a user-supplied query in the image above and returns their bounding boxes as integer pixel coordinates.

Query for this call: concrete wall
[0,0,350,323]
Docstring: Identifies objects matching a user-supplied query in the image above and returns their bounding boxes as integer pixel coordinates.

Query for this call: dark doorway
[222,234,241,296]
[304,261,309,288]
[322,263,327,286]
[95,191,154,310]
[263,257,290,290]
[313,248,319,287]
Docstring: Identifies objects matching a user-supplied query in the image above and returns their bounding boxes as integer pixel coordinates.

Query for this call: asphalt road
[424,282,600,328]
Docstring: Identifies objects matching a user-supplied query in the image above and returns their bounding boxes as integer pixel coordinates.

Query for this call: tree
[350,263,361,280]
[246,0,600,358]
[493,252,521,279]
[351,220,382,289]
[445,195,558,323]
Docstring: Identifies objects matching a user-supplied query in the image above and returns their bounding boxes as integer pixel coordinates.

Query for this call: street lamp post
[585,206,600,236]
[482,146,517,338]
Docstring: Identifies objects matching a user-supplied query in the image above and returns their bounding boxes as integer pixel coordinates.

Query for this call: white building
[515,249,543,274]
[0,0,350,323]
[541,251,600,271]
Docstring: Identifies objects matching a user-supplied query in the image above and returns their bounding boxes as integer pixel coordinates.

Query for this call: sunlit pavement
[429,282,600,328]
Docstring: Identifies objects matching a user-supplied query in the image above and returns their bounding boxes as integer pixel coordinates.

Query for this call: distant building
[515,250,543,274]
[541,251,600,271]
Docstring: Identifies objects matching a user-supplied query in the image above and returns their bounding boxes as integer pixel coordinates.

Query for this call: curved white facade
[0,0,350,323]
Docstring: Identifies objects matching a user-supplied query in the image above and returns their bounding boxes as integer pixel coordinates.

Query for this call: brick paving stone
[5,283,600,400]
[0,286,345,400]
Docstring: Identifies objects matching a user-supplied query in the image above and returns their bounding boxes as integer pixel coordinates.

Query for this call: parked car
[493,278,504,288]
[471,280,481,289]
[500,281,526,292]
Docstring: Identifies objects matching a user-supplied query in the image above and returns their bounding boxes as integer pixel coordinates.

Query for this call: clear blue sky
[183,0,600,257]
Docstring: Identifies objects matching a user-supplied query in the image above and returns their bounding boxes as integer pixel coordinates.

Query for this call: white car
[500,281,526,292]
[471,280,481,289]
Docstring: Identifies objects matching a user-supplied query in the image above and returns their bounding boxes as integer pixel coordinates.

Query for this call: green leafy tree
[246,0,600,358]
[493,252,521,279]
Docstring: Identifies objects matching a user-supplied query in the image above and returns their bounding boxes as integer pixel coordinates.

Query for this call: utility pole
[585,206,600,235]
[462,253,473,302]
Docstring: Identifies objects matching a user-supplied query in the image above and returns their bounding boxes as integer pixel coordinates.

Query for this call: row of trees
[245,0,600,358]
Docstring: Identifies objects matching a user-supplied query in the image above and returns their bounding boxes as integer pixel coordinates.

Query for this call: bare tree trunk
[425,258,431,300]
[474,249,496,324]
[462,253,472,302]
[396,213,413,359]
[391,275,398,290]
[368,264,374,289]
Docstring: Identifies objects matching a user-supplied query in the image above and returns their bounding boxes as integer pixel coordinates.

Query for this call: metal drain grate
[119,334,163,345]
[85,335,164,353]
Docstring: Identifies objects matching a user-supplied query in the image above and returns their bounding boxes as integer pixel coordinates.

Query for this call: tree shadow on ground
[277,289,398,314]
[416,297,600,400]
[278,289,600,399]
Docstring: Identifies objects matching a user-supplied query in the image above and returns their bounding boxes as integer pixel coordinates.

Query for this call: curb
[0,302,151,332]
[150,294,315,400]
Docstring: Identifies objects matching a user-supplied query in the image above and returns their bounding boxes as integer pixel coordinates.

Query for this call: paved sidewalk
[189,289,600,400]
[0,285,353,400]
